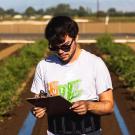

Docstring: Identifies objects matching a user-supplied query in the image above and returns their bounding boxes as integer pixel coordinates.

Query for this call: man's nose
[57,49,64,54]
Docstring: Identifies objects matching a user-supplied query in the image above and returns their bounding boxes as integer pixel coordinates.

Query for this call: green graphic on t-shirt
[58,80,82,102]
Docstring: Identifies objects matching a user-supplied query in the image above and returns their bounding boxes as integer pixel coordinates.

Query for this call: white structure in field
[13,14,23,19]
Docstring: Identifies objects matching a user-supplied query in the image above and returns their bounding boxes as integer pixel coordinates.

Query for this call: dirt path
[0,44,135,135]
[0,43,27,60]
[0,78,34,135]
[0,43,14,51]
[127,43,135,52]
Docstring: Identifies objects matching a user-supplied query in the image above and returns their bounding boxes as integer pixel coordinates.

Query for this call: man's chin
[59,57,70,64]
[59,55,68,61]
[58,54,73,64]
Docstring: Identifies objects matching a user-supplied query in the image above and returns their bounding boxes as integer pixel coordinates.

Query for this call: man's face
[49,35,76,62]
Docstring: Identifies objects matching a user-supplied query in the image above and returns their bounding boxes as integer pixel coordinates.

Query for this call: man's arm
[71,89,114,115]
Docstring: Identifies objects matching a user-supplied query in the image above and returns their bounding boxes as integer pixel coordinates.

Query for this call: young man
[31,16,114,135]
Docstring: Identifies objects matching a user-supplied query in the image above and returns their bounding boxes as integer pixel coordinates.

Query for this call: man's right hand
[32,107,46,118]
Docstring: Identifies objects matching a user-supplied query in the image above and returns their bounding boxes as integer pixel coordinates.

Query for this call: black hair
[45,16,79,45]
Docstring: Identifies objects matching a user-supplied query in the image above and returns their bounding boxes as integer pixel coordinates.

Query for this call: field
[0,38,135,135]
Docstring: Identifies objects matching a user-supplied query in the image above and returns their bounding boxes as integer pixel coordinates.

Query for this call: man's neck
[68,46,81,64]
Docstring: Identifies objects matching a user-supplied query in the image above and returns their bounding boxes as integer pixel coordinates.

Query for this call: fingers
[72,106,87,115]
[73,108,87,115]
[32,107,46,118]
[35,109,45,118]
[70,101,80,108]
[70,101,88,115]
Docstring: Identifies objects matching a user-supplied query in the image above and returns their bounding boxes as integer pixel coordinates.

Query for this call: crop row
[0,40,48,116]
[97,34,135,96]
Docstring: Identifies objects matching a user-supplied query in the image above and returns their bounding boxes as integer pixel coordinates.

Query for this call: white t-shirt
[31,49,113,102]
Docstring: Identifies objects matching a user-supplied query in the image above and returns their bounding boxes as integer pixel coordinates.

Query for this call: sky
[0,0,135,12]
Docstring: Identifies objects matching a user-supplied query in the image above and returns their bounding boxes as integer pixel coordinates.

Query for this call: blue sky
[0,0,135,12]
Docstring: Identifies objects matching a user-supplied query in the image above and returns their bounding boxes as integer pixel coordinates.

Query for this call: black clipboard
[26,96,72,116]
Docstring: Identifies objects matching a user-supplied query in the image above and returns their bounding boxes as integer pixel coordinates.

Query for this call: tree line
[0,4,135,17]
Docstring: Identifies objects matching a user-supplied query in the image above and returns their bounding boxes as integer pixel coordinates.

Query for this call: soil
[127,43,135,52]
[0,43,13,51]
[0,43,27,61]
[0,44,135,135]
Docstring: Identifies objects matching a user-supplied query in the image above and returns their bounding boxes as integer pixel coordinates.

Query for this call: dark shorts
[82,129,102,135]
[48,112,101,135]
[54,129,102,135]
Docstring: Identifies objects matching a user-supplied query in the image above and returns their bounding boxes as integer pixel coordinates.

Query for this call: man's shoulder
[81,49,100,61]
[45,54,60,63]
[81,49,106,68]
[36,55,60,70]
[38,55,60,66]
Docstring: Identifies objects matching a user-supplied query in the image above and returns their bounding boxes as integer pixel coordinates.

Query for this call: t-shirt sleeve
[95,57,113,95]
[31,61,46,94]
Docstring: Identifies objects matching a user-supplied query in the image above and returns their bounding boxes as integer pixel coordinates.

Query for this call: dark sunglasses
[49,39,74,52]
